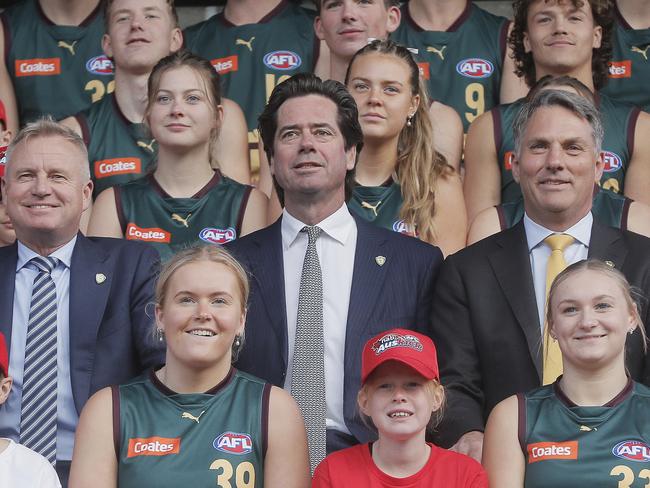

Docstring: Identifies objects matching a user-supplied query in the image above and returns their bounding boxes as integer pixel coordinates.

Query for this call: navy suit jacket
[0,234,165,420]
[432,220,650,447]
[228,215,443,444]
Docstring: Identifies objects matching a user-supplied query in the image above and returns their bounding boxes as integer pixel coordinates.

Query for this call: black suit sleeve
[431,254,486,447]
[414,246,443,337]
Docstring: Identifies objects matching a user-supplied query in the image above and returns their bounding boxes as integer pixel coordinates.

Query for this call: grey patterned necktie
[290,225,326,473]
[20,256,59,465]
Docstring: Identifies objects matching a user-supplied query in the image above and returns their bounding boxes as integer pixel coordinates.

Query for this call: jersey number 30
[211,459,256,488]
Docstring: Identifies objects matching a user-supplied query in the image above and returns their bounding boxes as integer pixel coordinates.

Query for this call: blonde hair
[345,40,454,244]
[547,259,648,352]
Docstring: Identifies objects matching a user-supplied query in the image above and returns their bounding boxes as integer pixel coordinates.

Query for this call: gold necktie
[543,233,575,384]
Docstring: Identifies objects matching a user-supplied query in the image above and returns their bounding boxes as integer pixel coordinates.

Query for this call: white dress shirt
[281,204,357,435]
[524,212,592,329]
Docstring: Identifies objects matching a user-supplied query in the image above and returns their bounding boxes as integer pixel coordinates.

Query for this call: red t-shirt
[312,443,487,488]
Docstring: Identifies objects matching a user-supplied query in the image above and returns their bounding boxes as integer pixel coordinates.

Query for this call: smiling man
[431,89,650,462]
[227,73,442,469]
[0,119,164,486]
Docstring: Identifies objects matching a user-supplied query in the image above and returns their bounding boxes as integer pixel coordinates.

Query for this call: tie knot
[302,225,322,245]
[31,256,58,274]
[544,233,574,252]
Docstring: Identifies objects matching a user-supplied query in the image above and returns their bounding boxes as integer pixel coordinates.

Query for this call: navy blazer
[228,215,443,444]
[0,234,164,418]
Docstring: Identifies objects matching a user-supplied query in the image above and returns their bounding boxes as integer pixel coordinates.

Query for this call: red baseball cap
[0,332,8,378]
[361,329,439,384]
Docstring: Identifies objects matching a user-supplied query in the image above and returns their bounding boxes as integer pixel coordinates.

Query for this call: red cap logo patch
[371,332,423,355]
[213,432,253,455]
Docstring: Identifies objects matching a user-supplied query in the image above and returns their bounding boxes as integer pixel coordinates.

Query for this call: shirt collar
[281,204,355,249]
[16,235,78,272]
[524,212,593,252]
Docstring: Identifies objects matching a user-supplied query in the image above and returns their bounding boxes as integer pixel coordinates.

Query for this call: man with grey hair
[431,89,650,461]
[0,118,164,485]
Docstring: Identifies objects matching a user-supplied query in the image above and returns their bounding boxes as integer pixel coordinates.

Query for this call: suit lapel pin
[95,273,106,284]
[375,256,386,267]
[605,260,615,268]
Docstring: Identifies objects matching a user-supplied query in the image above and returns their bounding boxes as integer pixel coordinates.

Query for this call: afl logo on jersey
[392,220,417,238]
[612,441,650,462]
[263,50,302,71]
[601,151,622,173]
[456,58,494,79]
[199,227,236,245]
[85,55,114,75]
[213,432,253,455]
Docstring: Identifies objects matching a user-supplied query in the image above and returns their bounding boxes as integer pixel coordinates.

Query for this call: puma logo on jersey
[57,40,78,55]
[579,425,595,432]
[426,45,446,60]
[236,37,255,52]
[361,200,382,217]
[631,45,650,61]
[181,411,205,423]
[171,213,191,228]
[137,139,156,153]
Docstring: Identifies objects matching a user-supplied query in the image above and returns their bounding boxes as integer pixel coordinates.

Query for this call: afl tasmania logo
[85,55,114,75]
[213,432,253,455]
[456,58,494,78]
[263,50,301,71]
[612,441,650,462]
[199,227,236,245]
[602,151,622,173]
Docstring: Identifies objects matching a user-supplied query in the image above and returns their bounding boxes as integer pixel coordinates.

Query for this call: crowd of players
[0,0,649,486]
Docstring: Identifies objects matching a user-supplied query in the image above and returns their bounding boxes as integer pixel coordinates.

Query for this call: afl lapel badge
[605,260,615,268]
[375,256,386,267]
[95,273,106,284]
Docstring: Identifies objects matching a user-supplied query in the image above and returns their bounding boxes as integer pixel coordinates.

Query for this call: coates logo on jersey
[608,60,631,79]
[612,441,650,462]
[527,441,578,463]
[211,55,238,75]
[371,332,423,356]
[94,158,142,179]
[456,58,494,79]
[86,55,114,75]
[263,51,301,71]
[127,436,181,458]
[199,227,236,245]
[601,151,622,173]
[417,62,430,80]
[503,151,515,171]
[126,223,171,243]
[15,58,61,77]
[213,432,253,455]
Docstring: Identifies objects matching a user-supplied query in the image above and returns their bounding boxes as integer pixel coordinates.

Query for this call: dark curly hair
[509,0,614,90]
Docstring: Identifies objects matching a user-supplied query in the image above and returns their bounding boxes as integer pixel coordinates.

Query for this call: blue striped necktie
[20,255,59,465]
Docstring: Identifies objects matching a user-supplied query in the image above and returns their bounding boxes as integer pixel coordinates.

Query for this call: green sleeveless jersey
[601,7,650,112]
[494,94,640,203]
[496,188,631,231]
[520,381,650,488]
[116,171,251,262]
[1,0,113,125]
[391,2,508,132]
[348,181,417,237]
[76,94,156,197]
[116,369,270,488]
[184,1,318,173]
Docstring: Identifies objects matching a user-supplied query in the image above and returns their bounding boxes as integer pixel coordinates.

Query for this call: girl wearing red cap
[312,329,487,487]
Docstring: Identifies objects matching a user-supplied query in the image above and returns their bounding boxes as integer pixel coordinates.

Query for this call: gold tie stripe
[542,233,575,385]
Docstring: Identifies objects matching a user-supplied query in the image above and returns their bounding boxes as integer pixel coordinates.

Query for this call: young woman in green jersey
[344,40,466,256]
[69,246,310,488]
[87,51,267,260]
[483,260,650,487]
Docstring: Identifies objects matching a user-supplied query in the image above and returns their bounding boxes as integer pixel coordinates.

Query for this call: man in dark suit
[0,119,164,485]
[433,89,650,461]
[228,74,442,464]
